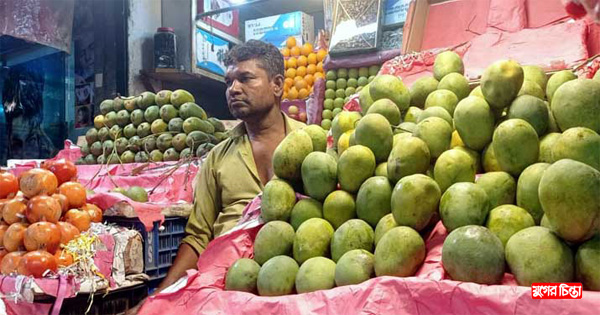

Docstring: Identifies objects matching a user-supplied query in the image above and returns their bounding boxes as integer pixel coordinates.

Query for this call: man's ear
[272,74,284,98]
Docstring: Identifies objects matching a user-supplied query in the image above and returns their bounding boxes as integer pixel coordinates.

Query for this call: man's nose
[229,80,243,94]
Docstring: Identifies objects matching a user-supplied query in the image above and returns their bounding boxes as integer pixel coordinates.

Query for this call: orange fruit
[304,74,314,86]
[297,56,308,67]
[294,76,304,83]
[283,59,288,69]
[301,43,313,56]
[281,48,290,57]
[285,68,296,79]
[58,182,86,209]
[287,57,297,69]
[290,46,301,57]
[286,37,297,49]
[317,62,324,73]
[282,91,288,100]
[306,64,317,75]
[288,87,299,100]
[307,53,317,65]
[298,88,309,99]
[314,72,325,80]
[296,66,307,77]
[284,77,294,88]
[295,79,308,91]
[316,49,327,62]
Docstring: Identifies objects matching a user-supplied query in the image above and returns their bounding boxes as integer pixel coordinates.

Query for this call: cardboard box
[195,27,231,76]
[384,0,412,26]
[244,11,314,48]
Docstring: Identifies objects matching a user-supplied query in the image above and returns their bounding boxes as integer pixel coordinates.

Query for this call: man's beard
[229,102,271,121]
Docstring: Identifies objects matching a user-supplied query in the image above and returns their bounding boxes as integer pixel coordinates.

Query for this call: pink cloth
[138,195,600,315]
[0,275,79,315]
[307,78,325,124]
[8,142,199,231]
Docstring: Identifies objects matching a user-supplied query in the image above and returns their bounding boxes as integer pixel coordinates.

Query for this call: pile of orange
[281,37,328,100]
[0,160,102,278]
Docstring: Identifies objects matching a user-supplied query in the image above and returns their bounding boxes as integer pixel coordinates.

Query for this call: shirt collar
[230,112,294,138]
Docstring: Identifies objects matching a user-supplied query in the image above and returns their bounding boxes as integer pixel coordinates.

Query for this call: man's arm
[154,154,221,293]
[153,243,198,292]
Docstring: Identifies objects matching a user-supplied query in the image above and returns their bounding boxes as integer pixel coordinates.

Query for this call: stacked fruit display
[224,53,600,296]
[0,160,101,278]
[281,37,328,101]
[321,65,381,130]
[79,89,228,164]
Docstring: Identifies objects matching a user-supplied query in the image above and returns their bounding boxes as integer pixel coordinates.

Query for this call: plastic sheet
[487,0,527,32]
[138,195,600,315]
[7,142,200,231]
[323,49,402,71]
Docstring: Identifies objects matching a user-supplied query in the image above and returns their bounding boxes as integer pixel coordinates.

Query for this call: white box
[245,11,315,48]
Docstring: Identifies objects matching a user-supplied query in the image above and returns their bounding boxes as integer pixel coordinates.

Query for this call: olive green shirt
[182,113,305,255]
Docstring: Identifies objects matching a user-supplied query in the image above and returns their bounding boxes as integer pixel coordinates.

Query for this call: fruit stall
[138,0,600,314]
[1,0,600,314]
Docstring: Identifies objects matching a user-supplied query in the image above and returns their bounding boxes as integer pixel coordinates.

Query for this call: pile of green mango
[78,89,229,164]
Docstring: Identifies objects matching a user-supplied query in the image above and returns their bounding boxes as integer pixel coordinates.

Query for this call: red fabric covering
[0,275,79,315]
[138,196,600,315]
[488,0,527,32]
[421,0,490,51]
[462,20,589,78]
[587,20,600,55]
[80,162,199,231]
[95,233,116,285]
[7,142,200,231]
[383,20,588,85]
[527,0,570,27]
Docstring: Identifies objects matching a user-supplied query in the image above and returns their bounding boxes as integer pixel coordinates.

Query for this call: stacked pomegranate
[0,159,102,278]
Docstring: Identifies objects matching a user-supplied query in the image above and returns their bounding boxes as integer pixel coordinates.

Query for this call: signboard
[196,27,230,76]
[197,0,239,38]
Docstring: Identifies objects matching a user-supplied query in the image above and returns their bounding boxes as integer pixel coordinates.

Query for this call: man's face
[225,59,283,120]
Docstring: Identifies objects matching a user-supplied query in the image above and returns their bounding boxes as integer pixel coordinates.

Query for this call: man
[155,40,305,292]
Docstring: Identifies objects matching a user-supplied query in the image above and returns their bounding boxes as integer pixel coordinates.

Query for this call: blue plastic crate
[105,216,188,281]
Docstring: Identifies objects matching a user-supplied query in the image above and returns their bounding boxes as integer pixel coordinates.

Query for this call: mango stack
[78,89,228,164]
[281,36,328,101]
[224,53,600,296]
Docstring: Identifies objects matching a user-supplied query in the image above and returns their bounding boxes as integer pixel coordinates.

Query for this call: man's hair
[224,40,284,79]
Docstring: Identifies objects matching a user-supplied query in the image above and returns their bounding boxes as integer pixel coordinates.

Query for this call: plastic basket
[104,216,188,281]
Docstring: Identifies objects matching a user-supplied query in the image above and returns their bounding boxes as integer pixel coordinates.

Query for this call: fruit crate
[35,281,149,315]
[105,216,188,281]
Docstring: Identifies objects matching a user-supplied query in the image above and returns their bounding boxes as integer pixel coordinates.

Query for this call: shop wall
[162,0,193,72]
[69,0,125,141]
[128,0,163,95]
